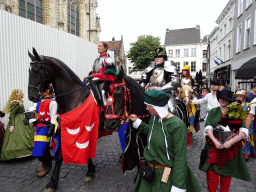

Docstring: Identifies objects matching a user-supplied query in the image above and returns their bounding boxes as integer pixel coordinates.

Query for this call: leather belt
[148,162,165,169]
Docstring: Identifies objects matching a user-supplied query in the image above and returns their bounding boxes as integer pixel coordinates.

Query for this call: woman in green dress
[0,88,35,161]
[129,90,200,192]
[199,89,251,192]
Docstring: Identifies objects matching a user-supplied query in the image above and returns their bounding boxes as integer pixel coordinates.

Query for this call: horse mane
[43,56,84,85]
[123,75,149,117]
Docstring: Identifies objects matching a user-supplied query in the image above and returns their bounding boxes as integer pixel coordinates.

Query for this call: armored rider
[84,41,117,106]
[140,47,180,115]
[92,41,116,74]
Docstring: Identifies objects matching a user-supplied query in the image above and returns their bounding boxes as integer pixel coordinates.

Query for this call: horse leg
[44,138,63,191]
[83,158,95,183]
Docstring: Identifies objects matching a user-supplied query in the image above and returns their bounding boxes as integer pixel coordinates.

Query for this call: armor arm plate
[139,67,153,88]
[159,74,181,92]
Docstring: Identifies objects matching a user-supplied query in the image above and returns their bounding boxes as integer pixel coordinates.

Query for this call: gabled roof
[105,40,122,51]
[164,26,200,46]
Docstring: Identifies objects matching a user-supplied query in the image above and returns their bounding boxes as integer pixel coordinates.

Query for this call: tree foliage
[127,35,162,72]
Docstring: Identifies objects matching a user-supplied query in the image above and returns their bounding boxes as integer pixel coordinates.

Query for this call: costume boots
[36,164,51,178]
[187,132,192,146]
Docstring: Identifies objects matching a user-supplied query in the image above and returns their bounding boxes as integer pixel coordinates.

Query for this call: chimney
[196,25,200,29]
[112,37,115,41]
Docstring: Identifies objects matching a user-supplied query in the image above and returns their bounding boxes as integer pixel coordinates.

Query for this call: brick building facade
[105,36,127,74]
[0,0,101,44]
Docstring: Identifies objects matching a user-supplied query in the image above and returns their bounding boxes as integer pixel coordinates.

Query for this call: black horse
[103,68,150,173]
[103,68,189,172]
[28,48,106,191]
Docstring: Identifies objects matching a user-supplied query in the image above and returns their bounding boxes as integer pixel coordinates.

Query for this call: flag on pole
[216,57,225,64]
[214,59,219,65]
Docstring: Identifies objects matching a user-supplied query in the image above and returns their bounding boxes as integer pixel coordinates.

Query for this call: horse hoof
[83,175,94,183]
[43,188,55,192]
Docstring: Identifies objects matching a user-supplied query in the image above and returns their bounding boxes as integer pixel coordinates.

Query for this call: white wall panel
[0,10,101,127]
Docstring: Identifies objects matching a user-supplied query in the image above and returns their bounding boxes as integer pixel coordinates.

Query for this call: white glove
[170,185,186,192]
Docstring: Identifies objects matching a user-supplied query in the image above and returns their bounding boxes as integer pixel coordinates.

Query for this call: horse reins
[29,61,83,99]
[28,61,46,100]
[105,79,150,124]
[105,79,131,123]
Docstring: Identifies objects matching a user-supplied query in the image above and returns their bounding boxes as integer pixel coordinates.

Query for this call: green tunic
[0,101,35,161]
[134,115,200,192]
[199,107,251,181]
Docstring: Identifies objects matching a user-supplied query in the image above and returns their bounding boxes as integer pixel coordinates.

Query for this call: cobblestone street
[0,104,256,192]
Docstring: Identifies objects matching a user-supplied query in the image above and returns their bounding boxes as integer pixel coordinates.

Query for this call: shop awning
[235,57,256,79]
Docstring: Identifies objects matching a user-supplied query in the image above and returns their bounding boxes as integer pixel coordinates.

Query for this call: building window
[175,62,180,72]
[245,0,252,9]
[223,44,226,61]
[244,15,251,49]
[238,0,243,18]
[175,49,180,57]
[229,18,233,32]
[183,48,189,57]
[183,62,188,68]
[224,24,226,36]
[219,47,222,60]
[191,48,196,57]
[228,40,231,60]
[220,28,222,39]
[67,1,80,36]
[203,50,207,58]
[191,61,196,72]
[236,24,242,53]
[203,63,207,72]
[19,0,43,24]
[169,49,173,57]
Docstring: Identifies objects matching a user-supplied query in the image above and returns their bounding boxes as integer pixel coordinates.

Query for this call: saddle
[86,79,103,107]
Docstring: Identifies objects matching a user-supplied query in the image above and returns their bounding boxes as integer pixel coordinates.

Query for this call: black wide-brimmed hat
[211,79,221,86]
[217,89,236,103]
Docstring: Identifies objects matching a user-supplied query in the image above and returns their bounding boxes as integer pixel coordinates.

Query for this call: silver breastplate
[181,78,191,85]
[94,57,107,73]
[149,68,165,86]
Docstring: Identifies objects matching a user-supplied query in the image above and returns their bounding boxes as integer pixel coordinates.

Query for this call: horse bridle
[105,79,150,124]
[28,61,83,100]
[105,79,131,124]
[28,61,47,100]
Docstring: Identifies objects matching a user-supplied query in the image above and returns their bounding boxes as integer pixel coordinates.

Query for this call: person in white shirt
[246,97,256,153]
[191,79,221,121]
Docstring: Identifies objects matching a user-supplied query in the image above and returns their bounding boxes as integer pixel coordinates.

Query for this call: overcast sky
[97,0,230,52]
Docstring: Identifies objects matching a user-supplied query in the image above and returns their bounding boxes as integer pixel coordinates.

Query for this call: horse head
[103,66,150,131]
[28,48,89,114]
[103,67,129,131]
[179,84,193,106]
[28,48,54,102]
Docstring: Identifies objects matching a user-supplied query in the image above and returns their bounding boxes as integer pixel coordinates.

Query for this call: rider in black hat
[140,47,180,115]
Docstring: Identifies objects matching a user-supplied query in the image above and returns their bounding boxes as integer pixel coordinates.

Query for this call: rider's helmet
[154,47,167,61]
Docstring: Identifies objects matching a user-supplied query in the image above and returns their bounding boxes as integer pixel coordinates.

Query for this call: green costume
[134,115,200,192]
[0,101,34,161]
[199,107,251,181]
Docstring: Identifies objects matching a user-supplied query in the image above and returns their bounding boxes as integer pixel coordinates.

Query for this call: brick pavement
[0,104,256,192]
